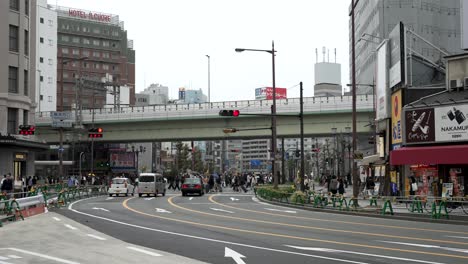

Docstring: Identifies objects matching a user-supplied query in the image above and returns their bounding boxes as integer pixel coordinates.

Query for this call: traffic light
[219,110,240,117]
[88,127,103,138]
[295,149,300,157]
[19,125,35,135]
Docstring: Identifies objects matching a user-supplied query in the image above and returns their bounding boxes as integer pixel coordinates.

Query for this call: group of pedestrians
[322,175,347,196]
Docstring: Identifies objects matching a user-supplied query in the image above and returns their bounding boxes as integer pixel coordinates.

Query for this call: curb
[256,195,468,226]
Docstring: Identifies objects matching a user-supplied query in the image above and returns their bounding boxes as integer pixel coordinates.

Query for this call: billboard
[110,152,135,171]
[435,105,468,142]
[388,22,406,88]
[405,108,435,144]
[255,87,287,100]
[391,90,403,148]
[376,40,389,120]
[463,0,468,50]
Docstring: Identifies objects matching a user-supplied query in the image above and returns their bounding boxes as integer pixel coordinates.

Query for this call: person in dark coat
[338,178,345,195]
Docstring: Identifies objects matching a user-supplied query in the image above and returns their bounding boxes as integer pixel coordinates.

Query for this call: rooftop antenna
[334,48,337,63]
[322,46,326,62]
[315,48,318,63]
[327,49,330,62]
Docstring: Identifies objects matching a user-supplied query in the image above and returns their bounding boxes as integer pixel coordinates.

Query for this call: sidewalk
[0,212,208,264]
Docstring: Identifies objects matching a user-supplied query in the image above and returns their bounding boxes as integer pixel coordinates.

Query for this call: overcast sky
[54,0,350,101]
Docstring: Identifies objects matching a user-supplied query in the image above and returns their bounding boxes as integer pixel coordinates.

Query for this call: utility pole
[300,82,305,191]
[350,0,360,200]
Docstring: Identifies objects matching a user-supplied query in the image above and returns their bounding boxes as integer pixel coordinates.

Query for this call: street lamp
[206,55,210,103]
[58,56,88,179]
[235,41,278,189]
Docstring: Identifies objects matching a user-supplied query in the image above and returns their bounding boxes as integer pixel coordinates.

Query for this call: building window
[83,38,90,45]
[40,95,43,101]
[48,77,52,84]
[23,110,28,126]
[48,58,53,65]
[40,37,44,43]
[102,52,109,58]
[93,51,100,57]
[72,49,79,55]
[94,63,100,69]
[63,72,69,78]
[24,30,29,55]
[72,37,80,43]
[25,0,29,15]
[61,35,69,42]
[112,31,119,37]
[93,39,100,46]
[10,0,19,11]
[48,19,53,26]
[48,96,52,102]
[40,75,43,82]
[62,48,68,54]
[24,70,28,95]
[93,28,100,34]
[8,66,18,93]
[102,64,109,70]
[82,50,89,56]
[102,41,110,47]
[83,62,89,68]
[40,17,44,23]
[61,24,69,30]
[9,25,19,52]
[7,108,18,135]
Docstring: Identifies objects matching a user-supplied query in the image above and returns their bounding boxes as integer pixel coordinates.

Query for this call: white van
[138,173,166,197]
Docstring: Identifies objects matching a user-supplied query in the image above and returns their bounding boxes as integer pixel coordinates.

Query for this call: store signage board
[391,90,403,147]
[51,111,72,120]
[405,108,435,144]
[376,40,390,120]
[435,104,468,142]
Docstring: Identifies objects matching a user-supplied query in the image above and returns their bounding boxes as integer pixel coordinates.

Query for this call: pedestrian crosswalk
[0,255,22,264]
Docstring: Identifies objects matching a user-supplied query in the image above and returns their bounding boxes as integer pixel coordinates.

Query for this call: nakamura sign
[68,9,112,23]
[435,105,468,142]
[405,108,435,144]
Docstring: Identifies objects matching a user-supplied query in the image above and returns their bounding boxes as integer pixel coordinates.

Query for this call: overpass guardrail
[35,95,374,125]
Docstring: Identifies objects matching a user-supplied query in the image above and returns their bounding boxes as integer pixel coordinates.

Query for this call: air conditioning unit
[449,79,463,91]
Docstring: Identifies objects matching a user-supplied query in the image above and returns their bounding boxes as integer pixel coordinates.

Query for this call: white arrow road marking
[210,208,234,214]
[446,236,468,240]
[87,234,107,241]
[189,197,194,201]
[155,208,171,213]
[265,208,297,214]
[127,247,162,257]
[285,245,445,264]
[92,207,110,212]
[144,197,155,201]
[378,241,468,254]
[230,197,240,201]
[52,217,61,221]
[64,224,77,230]
[225,247,246,264]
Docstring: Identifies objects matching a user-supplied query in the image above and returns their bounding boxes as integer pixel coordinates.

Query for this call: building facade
[0,0,48,181]
[56,6,135,110]
[34,0,57,112]
[314,62,342,97]
[140,83,169,105]
[178,88,207,104]
[350,0,463,94]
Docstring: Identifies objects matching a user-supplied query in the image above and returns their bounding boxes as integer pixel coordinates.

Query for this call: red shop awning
[390,145,468,165]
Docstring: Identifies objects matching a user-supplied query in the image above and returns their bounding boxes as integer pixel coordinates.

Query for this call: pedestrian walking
[329,176,338,195]
[174,175,181,191]
[338,178,345,195]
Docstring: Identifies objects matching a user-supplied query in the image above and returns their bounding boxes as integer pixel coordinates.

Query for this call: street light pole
[235,41,278,188]
[350,0,360,200]
[206,55,210,103]
[299,82,305,191]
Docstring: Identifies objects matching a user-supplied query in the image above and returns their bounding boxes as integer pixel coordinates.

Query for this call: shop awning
[390,145,468,165]
[359,155,383,166]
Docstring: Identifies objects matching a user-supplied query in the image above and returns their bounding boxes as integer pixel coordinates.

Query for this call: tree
[193,149,204,173]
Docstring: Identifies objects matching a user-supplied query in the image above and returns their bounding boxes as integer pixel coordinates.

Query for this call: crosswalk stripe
[0,257,8,260]
[6,255,21,259]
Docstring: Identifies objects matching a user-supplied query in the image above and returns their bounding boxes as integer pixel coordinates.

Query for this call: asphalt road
[56,190,468,264]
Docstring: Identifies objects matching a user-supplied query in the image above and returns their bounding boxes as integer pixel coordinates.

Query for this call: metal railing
[35,95,374,125]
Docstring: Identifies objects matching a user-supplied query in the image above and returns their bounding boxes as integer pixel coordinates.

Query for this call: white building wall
[36,0,57,112]
[314,62,341,85]
[141,83,169,105]
[106,85,130,107]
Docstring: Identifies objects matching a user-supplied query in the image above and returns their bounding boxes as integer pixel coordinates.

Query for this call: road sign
[51,111,72,120]
[52,120,73,128]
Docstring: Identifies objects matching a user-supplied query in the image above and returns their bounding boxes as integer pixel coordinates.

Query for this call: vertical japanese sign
[391,90,402,149]
[376,40,389,120]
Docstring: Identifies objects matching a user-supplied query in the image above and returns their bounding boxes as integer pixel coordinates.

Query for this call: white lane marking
[68,198,368,264]
[6,256,21,259]
[87,234,107,241]
[92,207,110,212]
[378,241,468,254]
[210,208,234,214]
[230,197,240,201]
[64,224,77,230]
[144,197,155,201]
[225,247,246,264]
[0,257,9,260]
[105,197,113,200]
[265,208,297,214]
[446,236,468,240]
[126,246,162,257]
[285,245,446,264]
[0,260,12,264]
[155,208,171,213]
[189,197,194,201]
[252,196,271,206]
[52,217,61,221]
[0,248,79,264]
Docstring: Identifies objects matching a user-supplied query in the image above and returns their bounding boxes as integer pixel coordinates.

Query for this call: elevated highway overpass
[35,95,375,143]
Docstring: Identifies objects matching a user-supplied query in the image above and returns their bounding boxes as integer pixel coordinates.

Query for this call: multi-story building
[34,0,57,112]
[140,83,169,105]
[241,139,271,173]
[350,0,463,94]
[0,0,48,180]
[56,6,135,110]
[178,88,207,104]
[314,61,342,97]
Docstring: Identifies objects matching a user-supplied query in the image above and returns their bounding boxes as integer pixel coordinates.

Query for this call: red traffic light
[18,125,35,135]
[88,127,103,133]
[219,110,240,117]
[97,127,103,133]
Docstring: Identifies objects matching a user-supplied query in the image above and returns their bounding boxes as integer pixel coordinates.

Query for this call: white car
[108,177,135,197]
